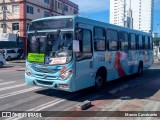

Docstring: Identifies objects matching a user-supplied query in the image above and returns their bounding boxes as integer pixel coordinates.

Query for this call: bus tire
[7,56,11,61]
[0,62,3,68]
[94,71,105,90]
[137,62,143,76]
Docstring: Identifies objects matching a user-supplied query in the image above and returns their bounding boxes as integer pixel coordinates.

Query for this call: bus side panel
[106,51,120,81]
[143,50,153,69]
[74,58,94,91]
[126,50,139,75]
[93,51,120,82]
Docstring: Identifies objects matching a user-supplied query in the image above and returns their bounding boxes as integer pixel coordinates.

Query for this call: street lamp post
[158,24,160,37]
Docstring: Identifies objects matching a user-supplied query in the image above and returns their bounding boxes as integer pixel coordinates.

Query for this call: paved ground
[0,61,159,120]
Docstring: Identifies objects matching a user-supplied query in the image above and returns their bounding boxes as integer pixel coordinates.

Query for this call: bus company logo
[2,112,11,117]
[43,74,47,79]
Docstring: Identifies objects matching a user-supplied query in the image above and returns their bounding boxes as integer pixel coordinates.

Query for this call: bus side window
[76,29,92,61]
[94,27,106,51]
[149,37,153,50]
[119,31,128,51]
[144,36,149,49]
[138,35,143,50]
[129,33,136,50]
[106,29,118,51]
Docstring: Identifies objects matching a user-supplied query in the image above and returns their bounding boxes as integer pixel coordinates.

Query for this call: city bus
[25,15,153,92]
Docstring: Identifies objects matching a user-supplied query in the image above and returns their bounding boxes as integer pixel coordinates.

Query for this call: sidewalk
[7,59,25,63]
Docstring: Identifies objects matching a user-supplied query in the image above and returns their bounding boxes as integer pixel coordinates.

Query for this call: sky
[70,0,160,34]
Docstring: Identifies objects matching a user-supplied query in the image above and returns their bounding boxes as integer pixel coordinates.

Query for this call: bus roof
[31,15,151,36]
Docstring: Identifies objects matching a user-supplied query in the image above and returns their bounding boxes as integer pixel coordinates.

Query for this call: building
[153,32,158,38]
[110,0,154,33]
[0,0,78,37]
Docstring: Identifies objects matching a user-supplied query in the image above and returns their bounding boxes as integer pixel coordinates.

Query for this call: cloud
[70,0,109,13]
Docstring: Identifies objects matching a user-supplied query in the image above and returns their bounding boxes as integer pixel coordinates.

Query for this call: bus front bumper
[25,73,74,92]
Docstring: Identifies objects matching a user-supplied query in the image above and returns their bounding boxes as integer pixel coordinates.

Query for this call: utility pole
[2,0,7,33]
[122,0,126,27]
[127,0,133,29]
[158,24,160,37]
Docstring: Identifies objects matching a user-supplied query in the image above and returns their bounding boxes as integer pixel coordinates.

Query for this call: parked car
[0,54,6,67]
[14,48,24,59]
[0,49,20,60]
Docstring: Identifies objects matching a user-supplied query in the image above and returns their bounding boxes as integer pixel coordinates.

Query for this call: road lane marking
[5,92,81,120]
[0,81,16,86]
[28,92,81,111]
[28,98,63,111]
[0,87,40,99]
[0,83,26,91]
[5,98,64,120]
[0,94,41,111]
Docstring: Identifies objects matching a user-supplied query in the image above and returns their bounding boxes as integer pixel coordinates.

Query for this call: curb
[7,60,25,64]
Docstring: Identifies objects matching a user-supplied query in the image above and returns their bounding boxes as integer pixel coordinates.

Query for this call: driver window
[61,33,72,50]
[76,29,92,61]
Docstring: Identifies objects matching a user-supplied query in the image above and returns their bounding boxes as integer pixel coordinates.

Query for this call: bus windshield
[27,31,73,65]
[29,18,73,31]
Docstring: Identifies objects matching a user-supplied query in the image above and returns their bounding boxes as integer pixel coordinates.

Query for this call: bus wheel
[137,62,143,76]
[7,56,11,61]
[95,72,104,90]
[0,62,3,68]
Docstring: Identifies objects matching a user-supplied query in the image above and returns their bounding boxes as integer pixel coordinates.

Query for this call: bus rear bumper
[25,73,75,92]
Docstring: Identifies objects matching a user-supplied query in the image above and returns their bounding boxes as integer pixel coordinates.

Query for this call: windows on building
[74,9,78,14]
[26,23,30,31]
[64,5,68,11]
[44,11,50,17]
[44,0,49,4]
[37,9,40,13]
[27,5,34,14]
[58,2,62,9]
[1,6,7,11]
[1,24,6,28]
[12,5,19,14]
[12,23,19,30]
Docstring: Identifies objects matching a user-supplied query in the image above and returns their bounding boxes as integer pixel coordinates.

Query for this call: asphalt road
[0,61,160,120]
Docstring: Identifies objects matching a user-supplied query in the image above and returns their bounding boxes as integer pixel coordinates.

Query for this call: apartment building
[110,0,154,33]
[0,0,78,37]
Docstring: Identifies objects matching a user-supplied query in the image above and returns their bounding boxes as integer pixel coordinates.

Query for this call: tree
[153,38,160,45]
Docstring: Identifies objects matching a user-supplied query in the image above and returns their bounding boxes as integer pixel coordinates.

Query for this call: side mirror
[73,40,80,52]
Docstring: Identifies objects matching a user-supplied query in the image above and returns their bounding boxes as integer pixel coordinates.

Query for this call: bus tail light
[58,69,73,80]
[25,67,32,76]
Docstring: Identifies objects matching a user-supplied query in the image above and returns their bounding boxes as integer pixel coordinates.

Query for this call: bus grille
[35,74,56,80]
[36,80,53,86]
[31,66,59,73]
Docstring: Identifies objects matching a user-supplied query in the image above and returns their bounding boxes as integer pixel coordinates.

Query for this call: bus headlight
[25,67,32,76]
[58,70,73,80]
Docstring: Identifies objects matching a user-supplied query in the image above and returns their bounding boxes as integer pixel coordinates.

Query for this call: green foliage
[153,38,160,43]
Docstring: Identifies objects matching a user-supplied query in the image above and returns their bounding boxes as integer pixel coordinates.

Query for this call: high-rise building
[0,0,78,37]
[110,0,154,33]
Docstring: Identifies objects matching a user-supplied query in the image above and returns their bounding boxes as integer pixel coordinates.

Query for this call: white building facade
[110,0,154,33]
